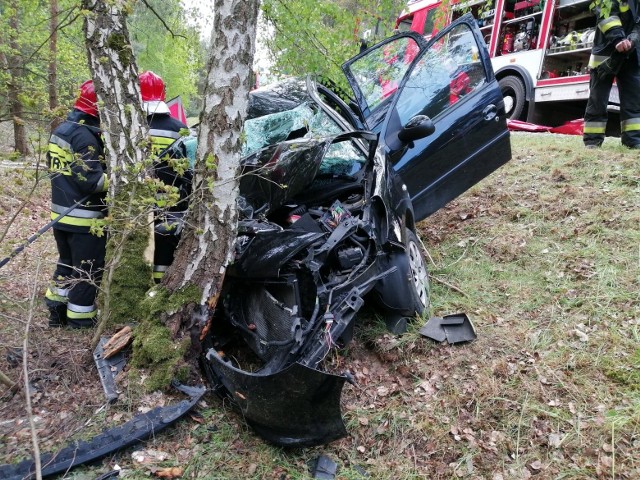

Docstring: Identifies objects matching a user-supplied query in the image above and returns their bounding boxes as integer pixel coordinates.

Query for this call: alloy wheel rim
[408,239,428,307]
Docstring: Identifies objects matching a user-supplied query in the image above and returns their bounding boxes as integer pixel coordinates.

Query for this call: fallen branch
[23,262,43,480]
[0,369,18,395]
[431,275,467,297]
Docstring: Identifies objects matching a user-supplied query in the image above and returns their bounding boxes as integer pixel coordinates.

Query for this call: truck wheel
[498,76,525,120]
[405,228,430,315]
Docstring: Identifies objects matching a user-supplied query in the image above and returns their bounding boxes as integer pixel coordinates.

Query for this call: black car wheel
[405,228,430,314]
[498,75,525,120]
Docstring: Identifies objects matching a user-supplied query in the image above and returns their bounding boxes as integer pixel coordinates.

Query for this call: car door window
[343,35,423,126]
[382,15,511,222]
[395,24,486,126]
[348,37,418,112]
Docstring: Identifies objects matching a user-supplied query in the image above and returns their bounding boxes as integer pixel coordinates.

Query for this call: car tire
[404,228,430,315]
[498,76,526,120]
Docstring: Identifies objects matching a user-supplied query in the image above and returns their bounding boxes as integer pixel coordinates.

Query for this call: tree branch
[23,263,43,480]
[0,369,18,396]
[140,0,187,40]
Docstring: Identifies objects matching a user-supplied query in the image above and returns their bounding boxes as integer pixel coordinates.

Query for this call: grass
[1,132,639,479]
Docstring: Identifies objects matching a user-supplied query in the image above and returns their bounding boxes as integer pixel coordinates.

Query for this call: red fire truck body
[397,0,620,129]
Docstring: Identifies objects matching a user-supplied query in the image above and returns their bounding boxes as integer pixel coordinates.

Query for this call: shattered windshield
[242,102,367,177]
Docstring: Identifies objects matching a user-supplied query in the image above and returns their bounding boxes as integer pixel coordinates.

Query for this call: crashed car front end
[200,93,420,446]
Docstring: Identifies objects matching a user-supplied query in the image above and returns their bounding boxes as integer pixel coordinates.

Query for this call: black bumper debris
[419,313,477,344]
[205,351,348,447]
[0,382,205,480]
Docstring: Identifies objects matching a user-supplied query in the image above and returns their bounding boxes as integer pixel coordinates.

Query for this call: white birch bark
[164,0,260,305]
[82,0,148,190]
[82,0,151,337]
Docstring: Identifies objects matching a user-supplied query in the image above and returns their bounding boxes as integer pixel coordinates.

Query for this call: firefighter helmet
[73,80,98,117]
[139,71,170,114]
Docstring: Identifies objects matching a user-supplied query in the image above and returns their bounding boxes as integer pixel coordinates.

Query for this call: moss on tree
[104,228,152,325]
[130,284,202,391]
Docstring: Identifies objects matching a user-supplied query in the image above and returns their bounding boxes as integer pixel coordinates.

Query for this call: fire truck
[396,0,620,129]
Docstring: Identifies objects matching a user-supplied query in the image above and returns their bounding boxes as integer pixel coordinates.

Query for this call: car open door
[343,14,511,221]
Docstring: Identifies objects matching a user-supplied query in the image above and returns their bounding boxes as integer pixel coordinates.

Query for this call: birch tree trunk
[164,0,260,297]
[132,0,260,389]
[82,0,152,339]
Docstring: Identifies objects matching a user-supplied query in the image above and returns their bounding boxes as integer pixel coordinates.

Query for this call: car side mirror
[398,115,435,143]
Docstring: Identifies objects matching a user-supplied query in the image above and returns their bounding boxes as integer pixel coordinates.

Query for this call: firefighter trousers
[153,231,179,283]
[45,229,106,328]
[584,55,640,148]
[153,211,184,283]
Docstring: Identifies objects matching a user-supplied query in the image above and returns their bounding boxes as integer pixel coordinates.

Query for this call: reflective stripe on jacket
[148,113,192,215]
[48,110,107,232]
[589,0,640,68]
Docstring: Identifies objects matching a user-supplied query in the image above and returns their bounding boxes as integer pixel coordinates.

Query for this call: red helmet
[139,71,166,102]
[73,80,98,117]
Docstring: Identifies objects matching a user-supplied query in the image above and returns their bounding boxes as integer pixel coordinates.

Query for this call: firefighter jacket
[148,113,192,233]
[589,0,640,68]
[48,109,107,233]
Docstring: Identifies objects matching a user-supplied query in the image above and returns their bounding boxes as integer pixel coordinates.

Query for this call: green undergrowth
[413,133,640,478]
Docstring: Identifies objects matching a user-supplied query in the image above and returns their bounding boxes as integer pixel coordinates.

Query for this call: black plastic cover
[230,230,324,278]
[205,352,347,447]
[0,383,205,480]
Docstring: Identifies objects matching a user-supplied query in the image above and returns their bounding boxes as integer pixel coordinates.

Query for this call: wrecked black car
[201,15,511,447]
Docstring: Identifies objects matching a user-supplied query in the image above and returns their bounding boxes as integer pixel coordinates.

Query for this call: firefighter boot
[68,318,97,329]
[46,299,67,328]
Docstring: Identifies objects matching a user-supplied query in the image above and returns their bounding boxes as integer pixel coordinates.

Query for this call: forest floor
[0,131,639,479]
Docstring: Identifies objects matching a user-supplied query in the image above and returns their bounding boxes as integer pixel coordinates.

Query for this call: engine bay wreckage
[202,106,428,448]
[200,17,512,448]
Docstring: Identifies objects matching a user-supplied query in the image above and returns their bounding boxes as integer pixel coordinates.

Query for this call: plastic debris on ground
[419,313,477,344]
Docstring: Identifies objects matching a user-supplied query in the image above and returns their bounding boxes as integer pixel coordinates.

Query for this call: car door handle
[482,104,497,121]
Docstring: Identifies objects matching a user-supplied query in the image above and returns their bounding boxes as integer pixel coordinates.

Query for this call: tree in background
[0,0,204,158]
[128,0,205,116]
[0,2,30,155]
[48,0,60,127]
[0,0,89,149]
[261,0,404,88]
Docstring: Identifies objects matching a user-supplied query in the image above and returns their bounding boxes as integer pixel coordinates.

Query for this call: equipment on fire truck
[514,0,542,17]
[513,19,538,51]
[397,0,611,125]
[501,27,515,55]
[550,27,595,53]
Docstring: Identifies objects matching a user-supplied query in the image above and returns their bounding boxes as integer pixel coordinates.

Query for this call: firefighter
[45,80,108,328]
[583,0,640,149]
[139,71,192,283]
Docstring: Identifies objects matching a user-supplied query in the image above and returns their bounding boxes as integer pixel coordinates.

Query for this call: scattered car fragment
[0,383,204,480]
[419,313,477,344]
[310,454,338,479]
[200,13,511,447]
[94,329,131,403]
